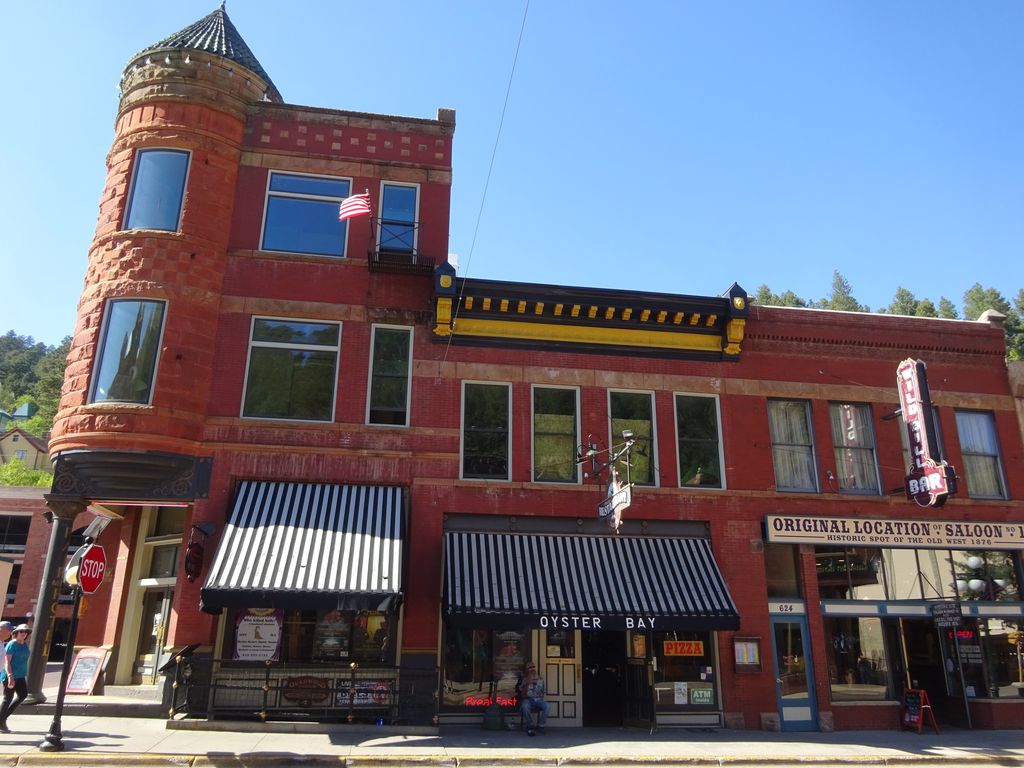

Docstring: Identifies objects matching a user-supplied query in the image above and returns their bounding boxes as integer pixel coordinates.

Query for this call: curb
[3,755,1024,768]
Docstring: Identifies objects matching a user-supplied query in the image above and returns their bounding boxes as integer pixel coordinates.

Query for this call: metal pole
[25,499,82,704]
[952,627,972,729]
[38,585,82,752]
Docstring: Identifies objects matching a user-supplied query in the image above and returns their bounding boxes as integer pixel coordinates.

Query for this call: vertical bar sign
[897,358,956,507]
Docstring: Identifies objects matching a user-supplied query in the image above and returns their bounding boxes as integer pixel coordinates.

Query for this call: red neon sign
[897,359,957,507]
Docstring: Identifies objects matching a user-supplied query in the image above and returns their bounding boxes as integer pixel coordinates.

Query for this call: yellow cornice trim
[444,316,725,353]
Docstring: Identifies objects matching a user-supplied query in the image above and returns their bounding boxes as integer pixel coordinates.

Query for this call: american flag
[338,193,372,222]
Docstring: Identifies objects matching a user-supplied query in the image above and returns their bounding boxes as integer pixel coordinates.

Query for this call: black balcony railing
[368,218,436,274]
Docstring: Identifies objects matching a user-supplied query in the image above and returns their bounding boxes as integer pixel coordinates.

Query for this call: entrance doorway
[900,618,964,725]
[537,629,582,726]
[770,616,818,731]
[582,630,624,726]
[134,588,173,684]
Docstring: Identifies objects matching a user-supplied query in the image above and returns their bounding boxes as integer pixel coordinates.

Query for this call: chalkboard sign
[66,647,109,695]
[900,688,940,735]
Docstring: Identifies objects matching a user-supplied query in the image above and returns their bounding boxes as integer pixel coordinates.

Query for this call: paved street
[0,712,1021,766]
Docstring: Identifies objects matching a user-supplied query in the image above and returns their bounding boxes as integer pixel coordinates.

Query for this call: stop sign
[78,545,107,594]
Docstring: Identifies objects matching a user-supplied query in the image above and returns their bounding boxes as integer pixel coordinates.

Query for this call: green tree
[0,457,52,487]
[886,287,919,316]
[817,271,869,312]
[937,297,959,319]
[962,284,1023,360]
[915,298,938,318]
[22,337,71,436]
[0,331,48,398]
[751,285,807,307]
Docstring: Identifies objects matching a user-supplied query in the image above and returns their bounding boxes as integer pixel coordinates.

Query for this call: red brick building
[43,6,1022,730]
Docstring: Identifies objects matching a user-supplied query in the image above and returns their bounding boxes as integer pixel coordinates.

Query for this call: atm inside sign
[664,640,704,656]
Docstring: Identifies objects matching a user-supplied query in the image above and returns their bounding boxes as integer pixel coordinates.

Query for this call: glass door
[539,629,581,726]
[134,588,173,684]
[770,616,818,731]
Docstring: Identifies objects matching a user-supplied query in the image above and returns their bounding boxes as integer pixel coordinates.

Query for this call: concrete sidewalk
[0,714,1021,766]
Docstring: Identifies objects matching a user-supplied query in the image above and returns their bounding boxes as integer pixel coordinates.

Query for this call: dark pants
[0,678,28,723]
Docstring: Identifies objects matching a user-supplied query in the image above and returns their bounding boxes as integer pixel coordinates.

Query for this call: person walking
[0,624,31,733]
[0,622,12,647]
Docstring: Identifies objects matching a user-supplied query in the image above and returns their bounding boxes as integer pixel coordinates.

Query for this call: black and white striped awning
[444,532,738,631]
[201,481,405,614]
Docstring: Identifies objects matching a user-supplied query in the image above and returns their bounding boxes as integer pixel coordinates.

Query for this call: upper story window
[242,317,340,422]
[261,172,352,257]
[123,148,189,231]
[0,516,30,553]
[768,399,818,492]
[378,182,418,254]
[367,326,412,426]
[462,382,510,480]
[532,386,579,483]
[955,410,1007,499]
[675,394,723,488]
[609,390,656,486]
[91,299,166,404]
[829,403,880,495]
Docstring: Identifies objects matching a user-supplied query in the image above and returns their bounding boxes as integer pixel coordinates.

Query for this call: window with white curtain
[829,403,880,495]
[955,410,1007,499]
[767,400,818,492]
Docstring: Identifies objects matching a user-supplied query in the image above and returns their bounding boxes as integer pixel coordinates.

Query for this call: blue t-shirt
[1,640,30,681]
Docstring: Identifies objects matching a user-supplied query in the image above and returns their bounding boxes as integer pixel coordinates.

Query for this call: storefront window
[442,625,528,710]
[824,617,893,701]
[951,550,1020,602]
[225,608,393,664]
[815,547,885,600]
[651,631,717,710]
[765,543,802,598]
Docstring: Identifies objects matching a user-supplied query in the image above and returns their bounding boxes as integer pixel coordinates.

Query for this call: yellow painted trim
[535,302,544,315]
[588,306,598,319]
[706,314,717,326]
[446,317,725,352]
[517,300,526,314]
[657,310,667,323]
[640,309,651,322]
[500,299,509,312]
[554,303,564,316]
[464,296,474,310]
[724,318,746,355]
[434,297,453,336]
[622,308,632,321]
[482,297,491,311]
[689,314,700,326]
[605,307,615,320]
[673,312,684,324]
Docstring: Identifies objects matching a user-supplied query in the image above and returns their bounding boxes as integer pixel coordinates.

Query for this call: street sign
[78,545,107,594]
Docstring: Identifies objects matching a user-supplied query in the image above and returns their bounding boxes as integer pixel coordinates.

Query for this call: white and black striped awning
[201,481,405,614]
[444,532,738,631]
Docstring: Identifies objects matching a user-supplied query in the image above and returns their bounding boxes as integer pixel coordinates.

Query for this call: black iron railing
[169,656,438,725]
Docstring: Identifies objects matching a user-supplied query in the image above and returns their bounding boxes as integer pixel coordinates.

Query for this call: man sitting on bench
[517,662,548,736]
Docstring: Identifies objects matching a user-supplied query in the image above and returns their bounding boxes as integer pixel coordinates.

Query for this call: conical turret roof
[132,3,282,102]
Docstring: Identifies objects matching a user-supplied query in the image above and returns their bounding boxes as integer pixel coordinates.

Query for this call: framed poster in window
[734,636,761,673]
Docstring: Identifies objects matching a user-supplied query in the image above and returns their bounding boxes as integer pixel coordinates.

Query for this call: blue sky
[2,1,1021,347]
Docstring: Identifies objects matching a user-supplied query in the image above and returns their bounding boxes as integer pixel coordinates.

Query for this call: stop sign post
[77,545,106,594]
[42,541,108,752]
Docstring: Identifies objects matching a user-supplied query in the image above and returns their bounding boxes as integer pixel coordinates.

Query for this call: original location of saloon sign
[767,514,1024,550]
[897,358,956,507]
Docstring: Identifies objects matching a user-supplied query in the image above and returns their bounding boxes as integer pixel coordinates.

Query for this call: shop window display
[224,608,392,664]
[442,625,528,710]
[651,631,717,710]
[824,617,892,701]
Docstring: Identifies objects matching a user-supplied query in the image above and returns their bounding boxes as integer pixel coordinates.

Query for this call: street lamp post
[38,583,83,752]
